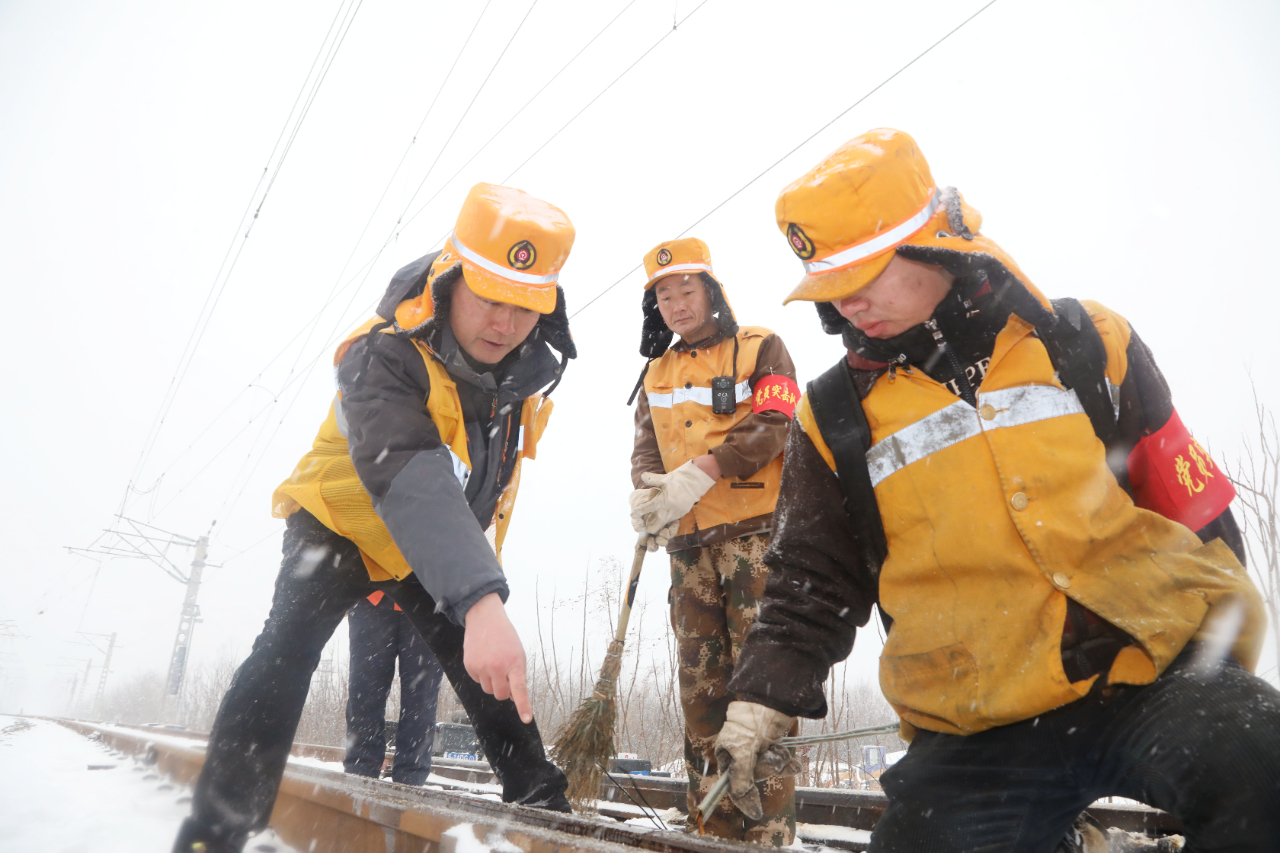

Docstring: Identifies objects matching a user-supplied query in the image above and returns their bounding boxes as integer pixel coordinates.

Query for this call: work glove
[628,489,679,551]
[713,701,800,821]
[630,460,716,536]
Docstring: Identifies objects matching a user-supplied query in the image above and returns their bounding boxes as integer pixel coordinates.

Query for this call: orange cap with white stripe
[446,182,575,314]
[642,237,722,290]
[776,129,945,304]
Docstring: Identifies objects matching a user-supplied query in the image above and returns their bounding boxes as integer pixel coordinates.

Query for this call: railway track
[52,719,1182,852]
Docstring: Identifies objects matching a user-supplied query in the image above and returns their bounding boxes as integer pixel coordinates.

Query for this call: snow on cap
[776,129,941,304]
[451,182,575,314]
[643,237,721,290]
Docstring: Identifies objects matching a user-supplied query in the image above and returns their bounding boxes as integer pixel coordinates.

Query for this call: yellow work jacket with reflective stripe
[797,301,1264,736]
[644,326,785,537]
[271,318,553,582]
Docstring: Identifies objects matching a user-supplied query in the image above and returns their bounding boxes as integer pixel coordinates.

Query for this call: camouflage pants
[669,533,796,846]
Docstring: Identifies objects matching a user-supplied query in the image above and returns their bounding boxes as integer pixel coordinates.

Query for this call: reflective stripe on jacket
[796,301,1264,736]
[272,318,552,583]
[643,326,785,537]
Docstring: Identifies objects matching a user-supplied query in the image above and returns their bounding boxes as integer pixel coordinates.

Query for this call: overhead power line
[121,0,365,515]
[570,0,1000,320]
[135,0,649,527]
[497,0,711,184]
[397,0,706,237]
[132,0,995,562]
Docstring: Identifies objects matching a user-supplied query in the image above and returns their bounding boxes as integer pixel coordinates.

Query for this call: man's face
[653,274,716,342]
[834,255,954,339]
[448,277,541,364]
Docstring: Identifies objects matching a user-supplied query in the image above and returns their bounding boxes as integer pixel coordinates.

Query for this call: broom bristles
[550,639,625,810]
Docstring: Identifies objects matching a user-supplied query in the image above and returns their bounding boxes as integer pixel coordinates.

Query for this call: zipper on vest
[924,319,977,406]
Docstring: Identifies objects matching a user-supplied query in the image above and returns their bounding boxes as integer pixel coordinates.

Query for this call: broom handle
[612,532,650,644]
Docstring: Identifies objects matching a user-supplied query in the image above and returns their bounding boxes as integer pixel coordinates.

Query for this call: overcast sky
[3,0,1279,715]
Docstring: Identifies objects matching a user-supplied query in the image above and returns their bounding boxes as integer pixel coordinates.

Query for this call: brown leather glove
[713,701,800,820]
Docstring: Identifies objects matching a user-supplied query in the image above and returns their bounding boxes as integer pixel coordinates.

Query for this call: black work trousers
[871,644,1280,853]
[187,510,566,848]
[344,596,444,785]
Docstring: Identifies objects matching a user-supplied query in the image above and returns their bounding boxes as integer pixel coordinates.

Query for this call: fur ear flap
[815,301,849,336]
[378,251,440,322]
[536,285,577,360]
[394,261,462,338]
[639,288,674,358]
[938,186,975,240]
[704,276,740,340]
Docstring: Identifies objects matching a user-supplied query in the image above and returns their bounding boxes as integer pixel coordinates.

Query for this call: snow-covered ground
[0,715,296,853]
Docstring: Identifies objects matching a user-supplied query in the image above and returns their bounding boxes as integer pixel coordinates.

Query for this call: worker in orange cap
[714,129,1280,852]
[628,238,801,845]
[176,183,578,853]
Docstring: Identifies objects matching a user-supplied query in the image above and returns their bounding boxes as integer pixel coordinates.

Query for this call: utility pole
[75,659,94,715]
[72,632,117,720]
[162,536,207,721]
[92,632,117,718]
[68,517,218,724]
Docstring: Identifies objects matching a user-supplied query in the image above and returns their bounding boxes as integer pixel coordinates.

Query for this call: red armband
[1127,408,1235,531]
[752,375,801,418]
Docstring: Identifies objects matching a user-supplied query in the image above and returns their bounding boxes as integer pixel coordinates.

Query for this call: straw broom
[551,532,650,809]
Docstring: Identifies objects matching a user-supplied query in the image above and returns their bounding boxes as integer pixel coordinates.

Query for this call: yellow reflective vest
[798,301,1264,736]
[643,327,786,537]
[272,318,553,582]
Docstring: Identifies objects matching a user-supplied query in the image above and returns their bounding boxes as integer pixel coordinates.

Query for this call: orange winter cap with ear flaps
[775,128,1028,305]
[445,182,575,314]
[643,237,723,290]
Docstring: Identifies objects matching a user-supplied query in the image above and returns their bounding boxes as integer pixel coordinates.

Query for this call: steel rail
[55,719,742,853]
[54,718,1181,849]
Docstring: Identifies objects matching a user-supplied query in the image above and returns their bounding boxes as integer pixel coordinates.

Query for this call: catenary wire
[206,0,546,538]
[280,0,496,390]
[134,0,671,508]
[391,0,642,238]
[496,0,711,185]
[152,0,366,466]
[205,0,701,499]
[148,0,993,553]
[390,0,543,239]
[123,0,364,518]
[569,0,1000,320]
[122,0,354,500]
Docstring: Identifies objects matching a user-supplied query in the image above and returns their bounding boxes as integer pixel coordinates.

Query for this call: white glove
[631,460,716,535]
[713,701,800,821]
[628,490,681,551]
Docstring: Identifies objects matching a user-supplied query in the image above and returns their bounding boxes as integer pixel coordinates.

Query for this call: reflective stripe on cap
[803,189,940,276]
[451,232,560,285]
[646,262,712,284]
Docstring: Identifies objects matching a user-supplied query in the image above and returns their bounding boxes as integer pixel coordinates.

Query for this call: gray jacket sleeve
[337,332,507,625]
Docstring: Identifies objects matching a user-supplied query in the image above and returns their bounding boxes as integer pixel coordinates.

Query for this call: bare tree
[1224,386,1280,678]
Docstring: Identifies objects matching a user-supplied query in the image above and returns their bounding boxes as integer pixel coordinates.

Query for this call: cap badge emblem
[656,248,673,266]
[787,224,815,260]
[507,240,536,270]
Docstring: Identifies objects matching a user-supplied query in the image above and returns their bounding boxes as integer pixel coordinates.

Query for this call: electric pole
[72,632,118,720]
[92,632,117,718]
[68,517,218,723]
[75,659,94,715]
[162,536,207,721]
